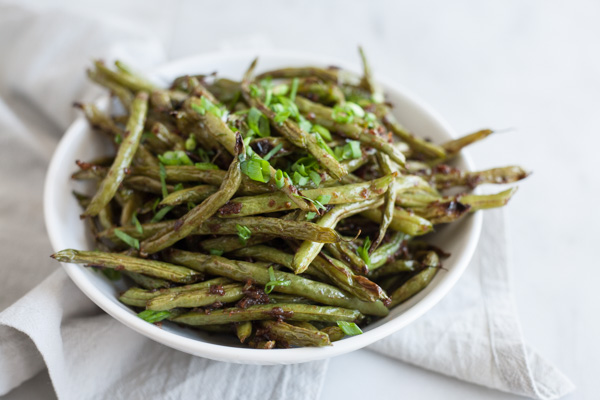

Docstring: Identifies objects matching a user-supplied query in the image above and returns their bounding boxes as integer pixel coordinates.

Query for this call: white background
[3,0,599,399]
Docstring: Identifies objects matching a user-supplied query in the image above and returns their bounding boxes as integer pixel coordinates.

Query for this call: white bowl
[44,50,482,365]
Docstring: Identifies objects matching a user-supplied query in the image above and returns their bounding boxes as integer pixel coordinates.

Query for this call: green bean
[140,135,243,254]
[119,277,232,307]
[74,102,123,139]
[100,216,340,246]
[119,191,142,227]
[122,271,171,290]
[324,242,368,275]
[51,249,202,284]
[133,144,159,167]
[87,69,133,109]
[242,59,348,180]
[159,185,218,206]
[129,165,268,195]
[414,200,472,224]
[151,122,185,151]
[361,206,433,236]
[296,78,345,104]
[236,321,253,343]
[172,303,362,326]
[218,174,393,218]
[441,128,494,157]
[260,320,331,347]
[267,294,313,304]
[459,187,518,211]
[382,112,446,159]
[165,250,389,316]
[389,252,439,307]
[124,176,174,195]
[200,234,273,253]
[82,92,148,217]
[150,90,174,113]
[358,46,384,103]
[309,252,389,303]
[294,96,405,166]
[429,166,529,190]
[230,245,328,280]
[321,326,346,342]
[147,283,245,311]
[368,260,419,280]
[292,198,384,274]
[256,67,361,86]
[248,339,276,349]
[94,60,157,92]
[369,232,410,271]
[372,152,398,250]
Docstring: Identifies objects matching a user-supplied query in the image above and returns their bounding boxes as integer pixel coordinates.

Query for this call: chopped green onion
[241,157,271,183]
[132,212,143,234]
[209,249,224,256]
[158,150,193,166]
[138,310,172,324]
[247,107,271,138]
[298,116,312,133]
[114,228,140,250]
[305,212,317,220]
[263,143,283,161]
[312,124,332,142]
[356,236,372,267]
[345,102,365,118]
[316,194,331,205]
[191,103,206,115]
[260,78,273,107]
[195,162,219,170]
[332,105,354,124]
[348,141,362,159]
[272,84,289,96]
[114,134,123,145]
[151,198,160,213]
[264,266,291,294]
[277,96,299,118]
[185,135,197,151]
[274,169,286,189]
[173,183,184,191]
[159,163,168,199]
[293,171,309,186]
[337,321,363,336]
[289,77,299,102]
[151,206,173,223]
[309,170,322,186]
[313,132,336,158]
[236,224,252,244]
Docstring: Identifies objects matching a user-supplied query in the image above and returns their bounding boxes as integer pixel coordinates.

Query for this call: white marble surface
[3,0,598,398]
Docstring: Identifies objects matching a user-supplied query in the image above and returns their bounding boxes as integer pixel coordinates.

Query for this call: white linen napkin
[0,5,574,400]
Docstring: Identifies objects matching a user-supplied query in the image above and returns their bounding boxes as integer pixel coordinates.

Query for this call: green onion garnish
[151,205,173,223]
[274,169,286,189]
[356,236,372,267]
[138,310,172,324]
[185,135,197,151]
[247,107,271,138]
[158,150,193,166]
[309,170,322,186]
[209,249,224,256]
[337,321,363,336]
[114,134,123,145]
[264,266,291,294]
[236,224,252,244]
[132,212,143,234]
[312,124,332,141]
[263,143,283,161]
[289,77,299,102]
[241,157,271,183]
[114,228,140,250]
[306,212,317,220]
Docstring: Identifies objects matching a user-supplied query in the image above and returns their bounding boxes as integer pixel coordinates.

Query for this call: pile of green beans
[51,48,528,348]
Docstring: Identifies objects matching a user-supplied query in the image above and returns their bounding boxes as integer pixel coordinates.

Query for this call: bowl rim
[44,49,482,364]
